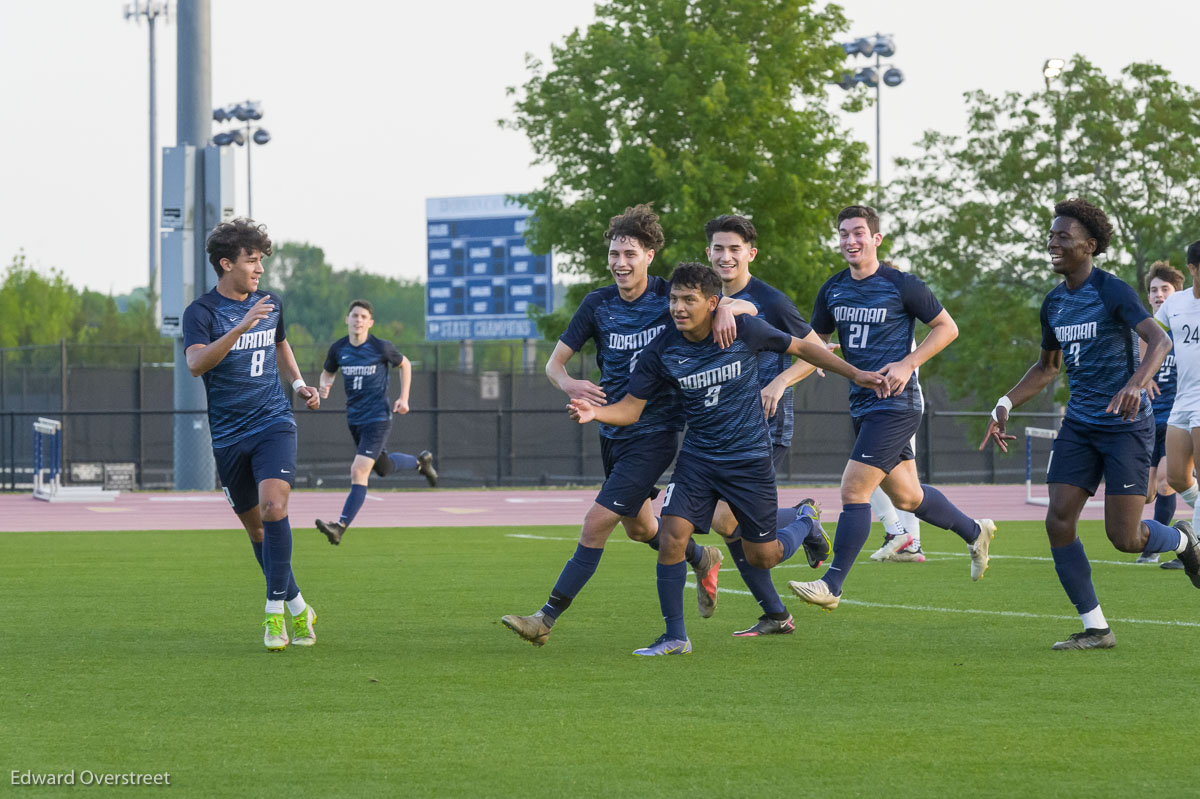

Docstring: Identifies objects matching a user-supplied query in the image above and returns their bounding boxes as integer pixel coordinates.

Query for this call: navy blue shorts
[661,451,779,542]
[350,419,391,459]
[850,409,921,473]
[1047,416,1153,496]
[213,420,297,514]
[771,444,789,477]
[596,430,678,516]
[1153,421,1168,464]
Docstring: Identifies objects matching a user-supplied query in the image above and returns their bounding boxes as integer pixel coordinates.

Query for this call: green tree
[0,252,81,348]
[889,56,1200,411]
[506,0,870,339]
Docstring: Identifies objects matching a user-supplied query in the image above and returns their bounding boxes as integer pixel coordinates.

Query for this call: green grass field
[4,520,1197,797]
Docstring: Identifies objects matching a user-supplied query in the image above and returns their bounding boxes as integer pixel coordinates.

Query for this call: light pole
[1043,58,1066,197]
[213,101,270,218]
[835,34,904,203]
[124,1,170,304]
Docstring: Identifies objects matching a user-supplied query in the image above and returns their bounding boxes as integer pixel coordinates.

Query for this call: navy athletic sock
[262,517,294,603]
[1144,519,1182,554]
[822,503,872,596]
[914,485,979,544]
[251,538,298,597]
[656,561,688,641]
[646,532,661,550]
[727,537,786,615]
[390,452,419,472]
[684,537,703,568]
[1154,493,1178,527]
[1051,538,1101,615]
[338,484,368,526]
[541,544,604,620]
[776,515,812,563]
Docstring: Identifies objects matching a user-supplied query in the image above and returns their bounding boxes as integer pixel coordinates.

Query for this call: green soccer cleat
[290,604,317,647]
[263,613,289,652]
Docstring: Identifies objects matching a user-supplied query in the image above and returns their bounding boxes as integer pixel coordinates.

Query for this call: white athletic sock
[1180,482,1199,508]
[1177,532,1190,554]
[897,509,921,545]
[869,487,903,536]
[1080,606,1108,630]
[265,600,285,615]
[286,594,307,616]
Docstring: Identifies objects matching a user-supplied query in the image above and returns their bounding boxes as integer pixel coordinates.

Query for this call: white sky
[2,0,1197,296]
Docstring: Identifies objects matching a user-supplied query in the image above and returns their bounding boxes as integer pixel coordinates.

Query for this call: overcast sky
[2,0,1197,297]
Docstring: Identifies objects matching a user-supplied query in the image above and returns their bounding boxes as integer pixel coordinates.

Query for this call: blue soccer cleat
[632,634,692,656]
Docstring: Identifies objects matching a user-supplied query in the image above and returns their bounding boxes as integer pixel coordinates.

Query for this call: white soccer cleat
[869,532,914,562]
[290,604,317,646]
[970,519,996,581]
[263,613,289,651]
[787,579,840,611]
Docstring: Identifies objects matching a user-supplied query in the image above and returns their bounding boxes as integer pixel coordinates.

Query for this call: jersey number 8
[250,349,265,377]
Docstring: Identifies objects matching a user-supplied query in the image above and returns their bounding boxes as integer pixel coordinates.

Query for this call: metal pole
[148,11,160,305]
[246,120,253,218]
[875,51,882,202]
[174,0,216,490]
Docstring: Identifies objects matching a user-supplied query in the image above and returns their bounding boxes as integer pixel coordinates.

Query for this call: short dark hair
[605,203,665,252]
[1146,262,1184,292]
[669,262,722,298]
[704,214,757,246]
[837,205,880,235]
[1187,240,1200,268]
[206,217,272,276]
[1053,198,1113,256]
[348,299,373,316]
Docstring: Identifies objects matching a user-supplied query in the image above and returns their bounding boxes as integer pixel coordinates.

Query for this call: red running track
[0,484,1141,533]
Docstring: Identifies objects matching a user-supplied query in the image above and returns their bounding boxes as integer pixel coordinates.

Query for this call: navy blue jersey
[728,277,813,448]
[628,315,791,461]
[811,265,943,418]
[1040,267,1151,427]
[1152,347,1177,424]
[560,276,683,440]
[323,335,405,425]
[182,288,294,448]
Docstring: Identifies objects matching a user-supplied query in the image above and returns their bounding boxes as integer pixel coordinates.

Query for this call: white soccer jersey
[1155,289,1200,413]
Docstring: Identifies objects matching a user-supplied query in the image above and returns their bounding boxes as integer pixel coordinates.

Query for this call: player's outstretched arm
[185,294,273,377]
[568,395,646,426]
[1106,316,1170,419]
[546,341,606,405]
[761,330,827,416]
[393,355,412,414]
[879,309,958,396]
[318,369,337,399]
[788,336,887,395]
[979,348,1061,453]
[712,298,758,349]
[278,339,319,410]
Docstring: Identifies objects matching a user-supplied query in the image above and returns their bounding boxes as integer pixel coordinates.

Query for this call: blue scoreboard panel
[425,195,553,341]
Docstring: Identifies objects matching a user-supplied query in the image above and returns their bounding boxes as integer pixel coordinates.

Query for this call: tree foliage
[889,57,1200,409]
[505,0,871,338]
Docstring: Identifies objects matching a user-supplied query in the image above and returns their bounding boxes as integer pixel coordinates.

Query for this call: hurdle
[32,418,119,502]
[1024,426,1102,508]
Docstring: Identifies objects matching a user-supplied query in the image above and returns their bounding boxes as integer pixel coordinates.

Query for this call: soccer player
[314,299,438,545]
[1137,263,1188,564]
[568,263,884,655]
[789,205,996,614]
[1153,243,1200,573]
[183,218,320,652]
[981,199,1197,650]
[868,486,924,562]
[501,205,756,647]
[703,213,834,636]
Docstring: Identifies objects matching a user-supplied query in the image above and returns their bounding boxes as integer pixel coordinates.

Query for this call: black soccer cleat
[794,499,830,569]
[1052,627,1115,650]
[417,450,438,487]
[315,518,346,545]
[1161,558,1185,570]
[1173,520,1200,588]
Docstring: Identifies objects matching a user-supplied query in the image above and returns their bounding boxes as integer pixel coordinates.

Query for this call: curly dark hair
[837,205,880,235]
[669,262,723,298]
[1187,240,1200,269]
[605,203,665,252]
[206,217,273,276]
[1146,261,1184,292]
[704,214,757,246]
[1053,199,1113,256]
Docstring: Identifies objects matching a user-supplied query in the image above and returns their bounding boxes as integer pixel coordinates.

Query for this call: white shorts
[1167,407,1200,430]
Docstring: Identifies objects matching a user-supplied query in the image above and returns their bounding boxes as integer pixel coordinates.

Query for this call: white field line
[506,534,1200,629]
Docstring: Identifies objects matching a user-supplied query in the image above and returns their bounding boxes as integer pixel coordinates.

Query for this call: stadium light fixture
[1042,58,1066,90]
[212,101,270,218]
[833,33,904,199]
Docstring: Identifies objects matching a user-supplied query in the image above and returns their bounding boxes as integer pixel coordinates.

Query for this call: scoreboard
[425,194,553,341]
